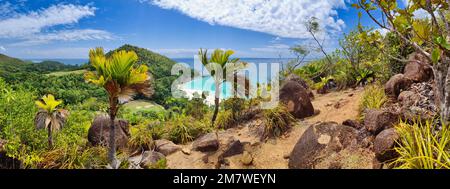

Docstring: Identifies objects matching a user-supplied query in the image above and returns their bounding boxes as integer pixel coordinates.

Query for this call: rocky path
[165,87,365,169]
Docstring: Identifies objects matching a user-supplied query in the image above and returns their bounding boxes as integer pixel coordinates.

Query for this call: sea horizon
[26,57,313,66]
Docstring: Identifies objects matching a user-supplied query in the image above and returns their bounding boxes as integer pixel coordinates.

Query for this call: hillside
[107,44,183,104]
[0,53,80,83]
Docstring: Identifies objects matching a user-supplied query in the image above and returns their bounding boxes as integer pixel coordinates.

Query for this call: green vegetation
[392,120,450,169]
[358,84,387,119]
[85,47,152,168]
[46,70,87,77]
[128,124,155,152]
[263,105,296,138]
[34,94,68,148]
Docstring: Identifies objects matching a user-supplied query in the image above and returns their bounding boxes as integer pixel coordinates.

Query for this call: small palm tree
[35,94,69,148]
[198,49,248,127]
[85,47,152,168]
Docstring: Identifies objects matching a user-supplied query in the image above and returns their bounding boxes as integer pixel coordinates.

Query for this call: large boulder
[404,52,433,82]
[280,78,315,119]
[87,114,130,150]
[288,122,359,169]
[364,110,399,135]
[373,128,399,162]
[385,74,413,98]
[192,133,219,152]
[284,74,314,99]
[155,139,181,156]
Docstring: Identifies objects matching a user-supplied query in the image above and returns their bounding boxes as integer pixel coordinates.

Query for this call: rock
[398,91,419,107]
[283,153,290,159]
[140,151,166,168]
[221,140,244,158]
[284,74,315,100]
[360,136,375,149]
[373,128,399,162]
[87,114,130,150]
[385,74,413,98]
[288,122,358,169]
[280,77,315,119]
[404,52,433,82]
[192,133,219,152]
[181,148,191,155]
[241,151,253,165]
[364,110,399,135]
[155,139,181,156]
[342,119,363,130]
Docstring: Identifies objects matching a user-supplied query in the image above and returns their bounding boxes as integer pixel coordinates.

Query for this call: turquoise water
[183,77,234,98]
[178,58,297,99]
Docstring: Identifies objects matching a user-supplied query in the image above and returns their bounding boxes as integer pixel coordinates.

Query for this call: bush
[39,145,108,169]
[358,84,387,119]
[391,120,450,169]
[128,124,155,152]
[262,105,296,138]
[216,110,236,129]
[165,115,212,144]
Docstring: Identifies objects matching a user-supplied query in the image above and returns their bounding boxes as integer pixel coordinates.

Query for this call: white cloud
[0,4,114,46]
[20,47,93,59]
[374,28,389,36]
[151,48,203,58]
[0,46,5,51]
[402,0,430,19]
[148,0,346,39]
[10,29,114,46]
[251,43,290,53]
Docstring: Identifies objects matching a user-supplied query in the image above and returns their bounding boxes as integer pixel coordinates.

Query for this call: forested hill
[0,45,186,105]
[0,53,79,82]
[107,44,182,104]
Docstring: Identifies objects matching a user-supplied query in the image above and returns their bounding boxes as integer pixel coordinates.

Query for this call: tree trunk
[108,96,119,169]
[47,126,53,149]
[211,84,221,127]
[434,56,450,124]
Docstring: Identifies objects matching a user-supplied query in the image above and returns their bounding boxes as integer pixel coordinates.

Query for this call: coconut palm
[85,47,152,168]
[35,94,69,148]
[198,49,249,127]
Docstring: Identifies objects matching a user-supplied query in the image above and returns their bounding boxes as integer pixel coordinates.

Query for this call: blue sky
[0,0,407,59]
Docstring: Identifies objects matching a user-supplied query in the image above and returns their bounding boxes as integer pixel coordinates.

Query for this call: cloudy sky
[0,0,408,59]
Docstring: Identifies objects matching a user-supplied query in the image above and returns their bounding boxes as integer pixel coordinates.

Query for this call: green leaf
[432,48,441,64]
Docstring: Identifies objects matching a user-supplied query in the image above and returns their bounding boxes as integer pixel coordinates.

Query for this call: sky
[0,0,411,59]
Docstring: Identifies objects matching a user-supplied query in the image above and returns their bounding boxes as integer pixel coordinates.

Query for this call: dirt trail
[166,87,365,169]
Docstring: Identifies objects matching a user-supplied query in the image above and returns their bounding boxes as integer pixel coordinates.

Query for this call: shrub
[128,124,155,152]
[165,115,212,144]
[391,120,450,169]
[262,105,296,138]
[358,84,387,119]
[216,110,236,129]
[39,145,108,169]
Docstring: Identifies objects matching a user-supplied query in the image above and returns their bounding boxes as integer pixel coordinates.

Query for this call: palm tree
[198,49,248,127]
[35,94,69,148]
[85,47,152,168]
